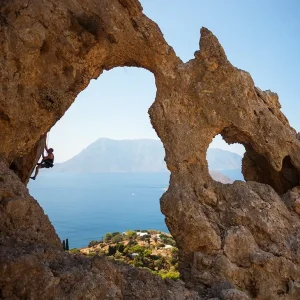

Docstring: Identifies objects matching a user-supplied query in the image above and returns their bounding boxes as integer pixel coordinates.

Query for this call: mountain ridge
[52,138,243,182]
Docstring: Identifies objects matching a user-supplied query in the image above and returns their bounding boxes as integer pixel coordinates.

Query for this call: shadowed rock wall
[1,0,300,299]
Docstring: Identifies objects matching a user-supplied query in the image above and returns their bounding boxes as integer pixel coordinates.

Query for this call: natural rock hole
[29,67,172,249]
[208,134,245,183]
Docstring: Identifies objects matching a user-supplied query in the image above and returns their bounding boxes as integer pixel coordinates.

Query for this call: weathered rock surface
[0,157,199,299]
[0,241,199,300]
[1,0,300,299]
[0,158,60,248]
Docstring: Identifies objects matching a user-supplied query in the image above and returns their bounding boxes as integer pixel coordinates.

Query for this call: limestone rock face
[1,0,300,299]
[0,157,200,300]
[0,239,199,300]
[0,157,61,248]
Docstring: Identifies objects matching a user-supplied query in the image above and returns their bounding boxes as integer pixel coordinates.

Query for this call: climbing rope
[46,132,50,146]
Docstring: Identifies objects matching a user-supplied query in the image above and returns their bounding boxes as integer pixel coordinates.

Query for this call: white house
[136,232,148,237]
[130,253,139,258]
[164,245,173,249]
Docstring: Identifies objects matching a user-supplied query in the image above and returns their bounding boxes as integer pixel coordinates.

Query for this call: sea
[28,172,170,249]
[28,170,243,249]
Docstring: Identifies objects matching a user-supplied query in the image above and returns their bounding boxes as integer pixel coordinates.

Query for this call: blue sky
[49,0,300,162]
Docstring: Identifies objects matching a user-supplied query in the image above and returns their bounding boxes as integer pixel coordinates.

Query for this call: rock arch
[1,0,300,299]
[207,134,245,183]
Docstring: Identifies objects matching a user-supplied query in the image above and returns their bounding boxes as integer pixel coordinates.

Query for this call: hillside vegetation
[72,230,180,280]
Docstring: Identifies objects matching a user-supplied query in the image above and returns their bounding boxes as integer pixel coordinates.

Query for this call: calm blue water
[28,172,170,248]
[219,169,244,181]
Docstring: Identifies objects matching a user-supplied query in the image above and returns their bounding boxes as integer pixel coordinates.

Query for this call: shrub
[114,251,122,259]
[154,258,164,270]
[143,249,152,257]
[150,254,160,260]
[169,257,178,266]
[111,234,123,244]
[132,256,143,268]
[104,233,113,242]
[128,245,145,255]
[69,248,81,254]
[127,239,137,246]
[111,232,121,237]
[171,247,178,254]
[96,249,106,256]
[157,242,165,248]
[171,247,179,262]
[159,234,176,247]
[161,271,180,280]
[88,240,100,247]
[126,230,137,238]
[116,243,125,253]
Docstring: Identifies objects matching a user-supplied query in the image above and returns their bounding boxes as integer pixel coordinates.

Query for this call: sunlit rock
[1,0,300,299]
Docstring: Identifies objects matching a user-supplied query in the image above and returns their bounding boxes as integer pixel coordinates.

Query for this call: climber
[30,137,54,180]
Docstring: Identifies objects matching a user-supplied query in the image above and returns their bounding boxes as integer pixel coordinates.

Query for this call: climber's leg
[30,164,42,180]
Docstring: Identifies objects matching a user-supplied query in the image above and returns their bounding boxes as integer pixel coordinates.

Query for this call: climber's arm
[42,154,51,161]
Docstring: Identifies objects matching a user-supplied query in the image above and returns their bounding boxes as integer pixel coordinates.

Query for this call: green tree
[127,239,137,246]
[159,234,176,246]
[111,232,121,237]
[143,249,152,257]
[111,234,123,244]
[88,240,100,247]
[128,245,145,255]
[132,256,143,268]
[108,245,116,256]
[154,258,164,270]
[116,243,125,253]
[104,233,113,242]
[126,230,137,238]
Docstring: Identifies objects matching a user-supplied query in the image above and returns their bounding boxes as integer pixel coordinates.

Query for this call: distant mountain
[209,170,233,184]
[55,138,167,173]
[53,138,243,182]
[207,148,242,170]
